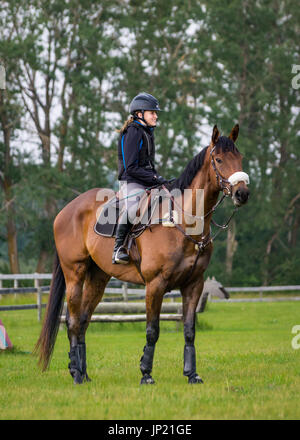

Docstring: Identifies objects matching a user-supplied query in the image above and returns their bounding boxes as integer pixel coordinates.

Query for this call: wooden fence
[1,273,300,322]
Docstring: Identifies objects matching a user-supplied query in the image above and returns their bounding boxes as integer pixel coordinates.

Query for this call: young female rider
[112,92,168,264]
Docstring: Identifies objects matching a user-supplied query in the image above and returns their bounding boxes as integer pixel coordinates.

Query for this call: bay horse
[34,124,250,385]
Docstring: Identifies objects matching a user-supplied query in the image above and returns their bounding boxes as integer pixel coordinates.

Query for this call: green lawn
[0,301,300,420]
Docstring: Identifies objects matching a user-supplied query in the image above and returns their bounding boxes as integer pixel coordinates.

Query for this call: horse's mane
[169,146,208,192]
[169,136,239,192]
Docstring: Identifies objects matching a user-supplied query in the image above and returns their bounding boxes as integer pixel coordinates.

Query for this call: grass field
[1,301,300,420]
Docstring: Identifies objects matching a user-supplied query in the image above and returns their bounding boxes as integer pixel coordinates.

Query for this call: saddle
[94,185,174,241]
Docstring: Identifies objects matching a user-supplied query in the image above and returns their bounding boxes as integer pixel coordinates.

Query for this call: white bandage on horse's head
[228,171,250,186]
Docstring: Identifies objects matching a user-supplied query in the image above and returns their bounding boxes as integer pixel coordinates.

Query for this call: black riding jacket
[118,120,158,186]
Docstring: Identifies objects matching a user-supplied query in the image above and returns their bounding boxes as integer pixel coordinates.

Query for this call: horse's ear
[211,125,220,145]
[228,124,239,142]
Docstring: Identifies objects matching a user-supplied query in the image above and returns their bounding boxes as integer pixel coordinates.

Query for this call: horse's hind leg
[63,260,88,384]
[75,260,110,383]
[65,259,110,384]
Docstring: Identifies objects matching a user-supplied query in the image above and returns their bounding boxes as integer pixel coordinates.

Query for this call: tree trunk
[225,218,237,277]
[4,182,20,273]
[35,249,50,273]
[0,89,20,273]
[6,218,19,273]
[290,214,300,248]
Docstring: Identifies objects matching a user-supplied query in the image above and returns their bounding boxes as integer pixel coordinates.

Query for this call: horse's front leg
[140,279,164,385]
[181,279,204,384]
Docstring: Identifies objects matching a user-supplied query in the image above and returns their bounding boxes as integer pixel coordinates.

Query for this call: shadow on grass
[0,346,31,355]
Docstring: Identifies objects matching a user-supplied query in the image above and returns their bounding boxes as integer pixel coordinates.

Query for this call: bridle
[210,145,233,197]
[160,144,250,279]
[210,145,250,198]
[164,144,250,223]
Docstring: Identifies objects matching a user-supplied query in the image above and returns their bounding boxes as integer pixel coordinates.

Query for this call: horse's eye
[215,158,222,164]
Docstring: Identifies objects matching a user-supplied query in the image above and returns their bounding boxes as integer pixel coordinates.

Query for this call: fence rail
[1,273,300,292]
[60,314,183,323]
[1,273,300,322]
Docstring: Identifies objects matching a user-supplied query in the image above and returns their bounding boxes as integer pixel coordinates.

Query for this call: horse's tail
[33,249,66,371]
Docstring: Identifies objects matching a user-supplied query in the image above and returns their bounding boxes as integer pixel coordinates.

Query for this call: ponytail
[116,115,135,133]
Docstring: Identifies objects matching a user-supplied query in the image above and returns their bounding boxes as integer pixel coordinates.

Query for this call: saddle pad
[94,195,123,237]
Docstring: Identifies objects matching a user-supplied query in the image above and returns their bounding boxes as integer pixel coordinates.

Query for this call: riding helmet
[129,92,162,114]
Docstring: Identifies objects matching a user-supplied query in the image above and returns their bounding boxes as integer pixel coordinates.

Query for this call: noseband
[210,146,250,197]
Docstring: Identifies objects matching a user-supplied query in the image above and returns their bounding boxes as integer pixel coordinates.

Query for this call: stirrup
[112,246,129,264]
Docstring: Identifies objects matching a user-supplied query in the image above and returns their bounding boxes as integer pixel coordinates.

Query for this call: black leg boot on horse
[112,210,132,264]
[140,344,156,384]
[140,319,160,385]
[68,342,91,384]
[183,320,203,384]
[184,345,203,384]
[66,308,91,384]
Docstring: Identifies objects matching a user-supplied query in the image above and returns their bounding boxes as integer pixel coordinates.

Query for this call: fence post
[34,278,42,321]
[176,303,182,331]
[122,282,128,302]
[14,278,18,299]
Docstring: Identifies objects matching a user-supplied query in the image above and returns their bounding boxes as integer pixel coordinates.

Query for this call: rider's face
[138,110,158,127]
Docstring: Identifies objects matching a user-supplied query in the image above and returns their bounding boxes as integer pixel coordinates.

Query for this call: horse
[34,124,250,385]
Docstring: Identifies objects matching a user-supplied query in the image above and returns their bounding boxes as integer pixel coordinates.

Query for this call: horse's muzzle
[232,185,250,206]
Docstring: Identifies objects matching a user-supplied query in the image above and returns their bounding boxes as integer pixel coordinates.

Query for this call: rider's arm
[121,126,158,186]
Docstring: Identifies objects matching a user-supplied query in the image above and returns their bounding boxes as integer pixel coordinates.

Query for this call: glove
[154,175,168,185]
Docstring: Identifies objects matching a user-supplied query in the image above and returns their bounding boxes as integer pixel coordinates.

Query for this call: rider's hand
[154,175,168,185]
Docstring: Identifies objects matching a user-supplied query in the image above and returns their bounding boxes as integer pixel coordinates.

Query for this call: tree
[0,11,24,273]
[202,0,300,285]
[2,0,122,271]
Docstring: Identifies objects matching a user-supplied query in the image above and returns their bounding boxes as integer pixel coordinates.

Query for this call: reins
[162,184,237,252]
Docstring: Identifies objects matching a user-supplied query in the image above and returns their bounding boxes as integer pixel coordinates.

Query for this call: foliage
[0,0,299,283]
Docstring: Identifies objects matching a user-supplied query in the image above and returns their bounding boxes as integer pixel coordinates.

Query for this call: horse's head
[209,124,250,207]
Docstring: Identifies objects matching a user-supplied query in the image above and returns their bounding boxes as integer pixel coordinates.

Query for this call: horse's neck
[186,162,219,236]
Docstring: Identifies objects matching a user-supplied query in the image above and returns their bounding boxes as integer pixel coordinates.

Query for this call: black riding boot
[112,211,132,264]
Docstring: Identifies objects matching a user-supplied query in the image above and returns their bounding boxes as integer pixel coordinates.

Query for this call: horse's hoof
[188,374,203,384]
[72,370,84,385]
[73,372,91,384]
[140,374,155,385]
[84,373,92,382]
